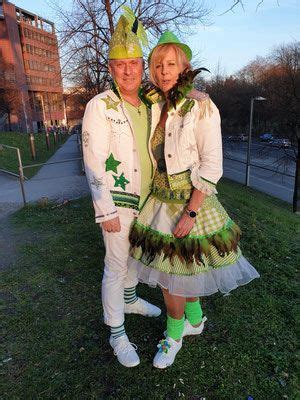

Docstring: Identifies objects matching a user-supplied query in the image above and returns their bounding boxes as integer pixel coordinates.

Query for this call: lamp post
[245,96,266,186]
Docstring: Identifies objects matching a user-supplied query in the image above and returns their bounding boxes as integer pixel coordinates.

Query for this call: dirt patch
[0,212,49,270]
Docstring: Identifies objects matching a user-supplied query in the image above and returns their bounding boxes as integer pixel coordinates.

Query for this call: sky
[12,0,300,76]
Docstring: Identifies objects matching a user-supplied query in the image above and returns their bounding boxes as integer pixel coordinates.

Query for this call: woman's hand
[173,213,195,238]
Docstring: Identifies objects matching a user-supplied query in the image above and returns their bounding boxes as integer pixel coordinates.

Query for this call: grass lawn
[0,131,69,179]
[1,179,299,399]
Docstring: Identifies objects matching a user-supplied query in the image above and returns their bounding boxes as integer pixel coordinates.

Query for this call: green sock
[124,286,138,304]
[185,300,203,326]
[167,315,185,341]
[110,324,126,340]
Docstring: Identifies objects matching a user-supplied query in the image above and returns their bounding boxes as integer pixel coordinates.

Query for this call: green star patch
[105,153,121,173]
[113,173,130,191]
[101,96,120,111]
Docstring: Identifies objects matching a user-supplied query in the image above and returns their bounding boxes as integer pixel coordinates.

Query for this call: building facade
[0,0,65,132]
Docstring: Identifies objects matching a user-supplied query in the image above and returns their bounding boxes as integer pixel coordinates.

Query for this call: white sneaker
[182,316,207,337]
[124,297,161,317]
[109,334,140,368]
[153,337,182,369]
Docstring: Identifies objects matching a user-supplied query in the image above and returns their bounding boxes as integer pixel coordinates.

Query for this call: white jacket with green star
[149,89,223,195]
[82,89,143,223]
[83,88,222,224]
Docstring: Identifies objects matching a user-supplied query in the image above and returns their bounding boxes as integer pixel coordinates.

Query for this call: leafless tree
[0,60,22,131]
[220,0,280,15]
[51,0,211,102]
[0,88,22,131]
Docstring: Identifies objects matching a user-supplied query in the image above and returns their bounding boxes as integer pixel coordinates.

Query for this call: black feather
[132,18,139,34]
[168,67,210,108]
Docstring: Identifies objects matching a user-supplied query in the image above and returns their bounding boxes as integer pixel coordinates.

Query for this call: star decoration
[90,176,103,190]
[105,153,121,173]
[186,143,197,155]
[101,96,120,111]
[113,173,129,191]
[112,130,130,144]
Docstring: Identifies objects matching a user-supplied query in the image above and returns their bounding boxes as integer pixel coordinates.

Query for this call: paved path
[223,141,296,203]
[0,135,90,219]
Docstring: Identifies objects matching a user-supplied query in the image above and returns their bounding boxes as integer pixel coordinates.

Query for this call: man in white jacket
[82,13,160,368]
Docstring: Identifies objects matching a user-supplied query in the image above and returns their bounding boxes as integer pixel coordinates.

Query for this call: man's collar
[110,80,153,108]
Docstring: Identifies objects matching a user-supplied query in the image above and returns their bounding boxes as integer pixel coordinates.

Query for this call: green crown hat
[108,6,148,60]
[149,31,192,62]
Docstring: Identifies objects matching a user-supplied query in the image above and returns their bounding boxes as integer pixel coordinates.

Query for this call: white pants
[101,212,138,327]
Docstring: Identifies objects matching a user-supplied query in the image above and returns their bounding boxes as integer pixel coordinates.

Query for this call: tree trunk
[104,0,114,36]
[8,112,12,131]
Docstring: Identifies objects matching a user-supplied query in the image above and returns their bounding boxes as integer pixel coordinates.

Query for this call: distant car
[271,138,291,148]
[238,134,248,142]
[260,133,274,142]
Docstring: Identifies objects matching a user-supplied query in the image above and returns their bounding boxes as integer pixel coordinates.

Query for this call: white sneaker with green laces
[182,316,207,337]
[124,297,161,317]
[153,337,182,369]
[109,334,140,368]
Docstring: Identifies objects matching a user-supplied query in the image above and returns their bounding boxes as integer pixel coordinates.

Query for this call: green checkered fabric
[191,195,228,236]
[138,194,230,239]
[133,244,242,276]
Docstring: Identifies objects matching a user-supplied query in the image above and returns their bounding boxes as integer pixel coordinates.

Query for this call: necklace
[126,100,142,116]
[132,101,142,116]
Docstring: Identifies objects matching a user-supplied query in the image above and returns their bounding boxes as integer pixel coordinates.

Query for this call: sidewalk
[0,135,90,219]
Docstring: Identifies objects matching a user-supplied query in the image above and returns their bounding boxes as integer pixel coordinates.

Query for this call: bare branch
[51,0,212,100]
[219,1,244,16]
[255,0,264,12]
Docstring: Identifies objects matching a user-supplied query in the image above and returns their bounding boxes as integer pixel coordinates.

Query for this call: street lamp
[245,96,267,186]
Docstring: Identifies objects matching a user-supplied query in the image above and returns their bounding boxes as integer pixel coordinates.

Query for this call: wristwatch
[185,207,197,218]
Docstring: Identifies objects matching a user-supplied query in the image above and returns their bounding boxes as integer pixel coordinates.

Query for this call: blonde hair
[149,44,191,87]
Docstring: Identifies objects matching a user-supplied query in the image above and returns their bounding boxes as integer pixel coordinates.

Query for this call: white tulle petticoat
[129,255,260,297]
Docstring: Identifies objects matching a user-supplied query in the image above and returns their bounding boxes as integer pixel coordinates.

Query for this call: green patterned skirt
[129,193,259,297]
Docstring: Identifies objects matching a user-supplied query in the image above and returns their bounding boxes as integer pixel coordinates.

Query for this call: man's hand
[173,214,195,238]
[101,216,121,233]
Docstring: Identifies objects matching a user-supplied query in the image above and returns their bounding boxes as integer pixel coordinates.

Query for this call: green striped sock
[124,286,138,304]
[110,324,126,340]
[185,299,203,326]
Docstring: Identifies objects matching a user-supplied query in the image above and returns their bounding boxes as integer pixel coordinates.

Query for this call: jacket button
[134,168,138,172]
[168,154,172,158]
[168,132,171,137]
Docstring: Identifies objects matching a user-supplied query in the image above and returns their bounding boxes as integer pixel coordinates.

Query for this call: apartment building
[0,0,65,132]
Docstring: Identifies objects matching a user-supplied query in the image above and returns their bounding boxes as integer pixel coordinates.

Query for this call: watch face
[189,211,197,218]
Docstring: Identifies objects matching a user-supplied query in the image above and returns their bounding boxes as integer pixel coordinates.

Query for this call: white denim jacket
[82,89,144,223]
[149,90,223,194]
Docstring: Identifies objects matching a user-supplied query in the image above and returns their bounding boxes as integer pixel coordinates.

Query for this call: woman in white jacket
[129,31,259,369]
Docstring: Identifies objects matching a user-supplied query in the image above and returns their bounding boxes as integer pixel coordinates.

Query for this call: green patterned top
[150,124,192,203]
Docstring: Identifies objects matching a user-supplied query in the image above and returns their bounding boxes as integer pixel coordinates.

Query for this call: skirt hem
[128,255,260,297]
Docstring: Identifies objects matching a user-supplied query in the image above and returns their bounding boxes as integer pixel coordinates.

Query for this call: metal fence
[224,155,295,179]
[0,144,27,204]
[0,133,84,205]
